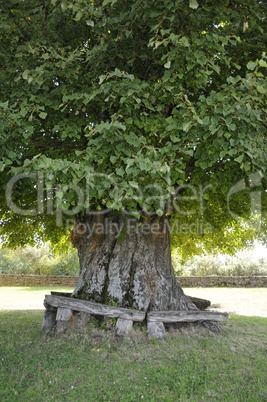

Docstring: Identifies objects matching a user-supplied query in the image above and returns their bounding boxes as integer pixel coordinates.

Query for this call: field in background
[0,286,74,310]
[186,288,267,317]
[0,287,266,317]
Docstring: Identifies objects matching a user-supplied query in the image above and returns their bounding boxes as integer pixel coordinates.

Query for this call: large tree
[0,1,266,316]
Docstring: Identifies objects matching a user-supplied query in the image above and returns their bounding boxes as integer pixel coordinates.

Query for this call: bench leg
[147,321,166,340]
[41,310,57,334]
[116,318,133,336]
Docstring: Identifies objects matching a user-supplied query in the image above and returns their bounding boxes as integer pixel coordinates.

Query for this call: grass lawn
[0,287,266,401]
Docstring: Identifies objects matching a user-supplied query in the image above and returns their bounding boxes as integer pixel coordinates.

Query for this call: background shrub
[172,244,267,277]
[0,243,79,276]
[1,243,266,277]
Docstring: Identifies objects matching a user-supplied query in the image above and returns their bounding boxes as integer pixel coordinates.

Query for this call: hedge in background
[0,244,79,276]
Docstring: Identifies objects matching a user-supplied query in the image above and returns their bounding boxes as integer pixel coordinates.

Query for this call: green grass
[0,309,266,401]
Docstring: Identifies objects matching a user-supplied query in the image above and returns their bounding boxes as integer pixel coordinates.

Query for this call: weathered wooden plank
[147,310,228,323]
[51,291,72,298]
[43,300,57,311]
[56,307,73,322]
[44,295,146,322]
[147,321,166,340]
[186,295,211,311]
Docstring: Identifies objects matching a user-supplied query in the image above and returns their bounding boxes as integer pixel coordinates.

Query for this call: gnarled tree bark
[71,213,197,314]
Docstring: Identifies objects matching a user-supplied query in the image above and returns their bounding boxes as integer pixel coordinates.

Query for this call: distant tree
[0,1,266,316]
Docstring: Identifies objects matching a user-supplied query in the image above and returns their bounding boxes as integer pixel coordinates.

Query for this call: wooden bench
[42,293,228,339]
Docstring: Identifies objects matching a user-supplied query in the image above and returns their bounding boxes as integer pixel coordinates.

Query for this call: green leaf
[140,162,146,171]
[189,0,199,9]
[20,108,28,117]
[86,20,94,27]
[0,101,8,110]
[209,124,219,134]
[165,85,174,91]
[182,121,192,132]
[113,121,126,131]
[156,209,163,217]
[247,61,256,70]
[129,181,139,188]
[116,167,124,176]
[61,2,68,12]
[234,155,243,163]
[164,60,171,69]
[259,59,267,68]
[22,70,30,80]
[39,112,47,119]
[184,149,194,156]
[199,161,208,169]
[99,75,106,85]
[103,0,118,5]
[23,159,31,167]
[57,191,64,199]
[180,37,190,47]
[131,211,140,219]
[229,123,236,131]
[125,159,135,170]
[212,65,220,74]
[110,156,117,164]
[75,11,83,21]
[170,134,179,143]
[256,86,267,94]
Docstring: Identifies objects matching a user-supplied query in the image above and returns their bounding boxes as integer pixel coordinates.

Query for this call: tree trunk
[71,213,197,313]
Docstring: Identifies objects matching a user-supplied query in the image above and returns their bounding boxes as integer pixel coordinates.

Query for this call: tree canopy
[0,0,266,254]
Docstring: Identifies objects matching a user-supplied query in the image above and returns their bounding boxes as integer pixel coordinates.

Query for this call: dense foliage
[0,0,266,254]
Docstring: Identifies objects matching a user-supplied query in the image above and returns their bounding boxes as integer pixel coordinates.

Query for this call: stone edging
[178,276,267,288]
[0,274,266,287]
